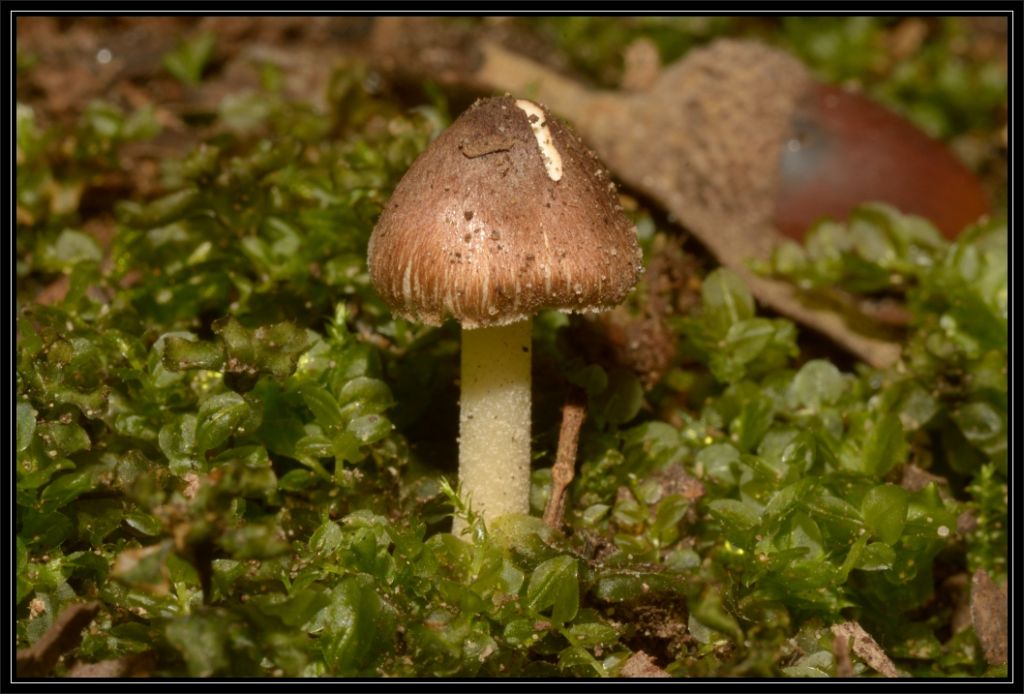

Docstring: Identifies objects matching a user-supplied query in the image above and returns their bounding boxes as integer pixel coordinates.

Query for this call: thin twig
[543,388,587,530]
[16,601,101,677]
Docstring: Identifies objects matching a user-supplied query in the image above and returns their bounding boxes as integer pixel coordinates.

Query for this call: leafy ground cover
[15,16,1007,678]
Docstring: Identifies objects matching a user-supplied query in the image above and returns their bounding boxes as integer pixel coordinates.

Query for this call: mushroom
[368,96,642,531]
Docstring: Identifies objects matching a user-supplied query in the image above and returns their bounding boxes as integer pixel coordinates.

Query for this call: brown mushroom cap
[368,96,643,328]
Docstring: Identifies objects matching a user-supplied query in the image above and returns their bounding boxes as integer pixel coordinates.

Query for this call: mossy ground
[15,16,1007,678]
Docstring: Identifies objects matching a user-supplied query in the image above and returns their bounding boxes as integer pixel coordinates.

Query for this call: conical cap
[368,96,643,328]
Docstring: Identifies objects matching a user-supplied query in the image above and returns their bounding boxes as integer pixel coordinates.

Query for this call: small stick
[543,388,587,530]
[17,601,100,677]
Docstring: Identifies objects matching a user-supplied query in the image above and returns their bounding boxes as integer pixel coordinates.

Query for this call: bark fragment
[830,621,899,678]
[971,569,1008,666]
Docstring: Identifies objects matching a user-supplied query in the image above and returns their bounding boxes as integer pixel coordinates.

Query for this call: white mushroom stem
[454,318,532,533]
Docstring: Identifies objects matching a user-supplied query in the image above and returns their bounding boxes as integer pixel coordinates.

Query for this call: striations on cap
[368,96,643,328]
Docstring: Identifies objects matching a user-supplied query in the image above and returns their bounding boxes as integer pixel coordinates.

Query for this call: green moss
[16,23,1006,678]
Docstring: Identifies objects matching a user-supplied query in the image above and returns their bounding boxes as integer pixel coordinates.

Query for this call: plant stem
[454,319,532,534]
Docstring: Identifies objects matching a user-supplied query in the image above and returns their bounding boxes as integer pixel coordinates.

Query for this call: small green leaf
[895,386,939,431]
[708,318,797,383]
[861,484,909,544]
[789,359,846,411]
[696,443,741,486]
[293,434,334,464]
[581,504,610,526]
[219,90,273,132]
[953,400,1006,461]
[707,499,761,534]
[805,494,864,539]
[591,369,643,425]
[777,431,823,478]
[718,318,775,368]
[75,499,124,545]
[702,268,755,335]
[861,413,906,477]
[17,402,37,452]
[566,622,618,648]
[16,536,30,600]
[309,519,344,555]
[124,511,164,537]
[215,318,313,380]
[503,619,540,646]
[336,377,393,415]
[312,577,395,676]
[566,364,608,397]
[124,187,200,227]
[692,590,743,643]
[196,392,261,454]
[730,390,775,453]
[857,541,896,571]
[35,421,91,458]
[37,229,103,272]
[163,336,225,372]
[762,479,811,530]
[347,413,392,445]
[299,385,344,432]
[253,586,331,629]
[218,520,288,559]
[558,645,602,675]
[158,414,198,473]
[651,495,689,546]
[166,552,200,588]
[165,613,228,676]
[41,468,96,510]
[20,506,72,549]
[162,32,216,86]
[526,555,579,625]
